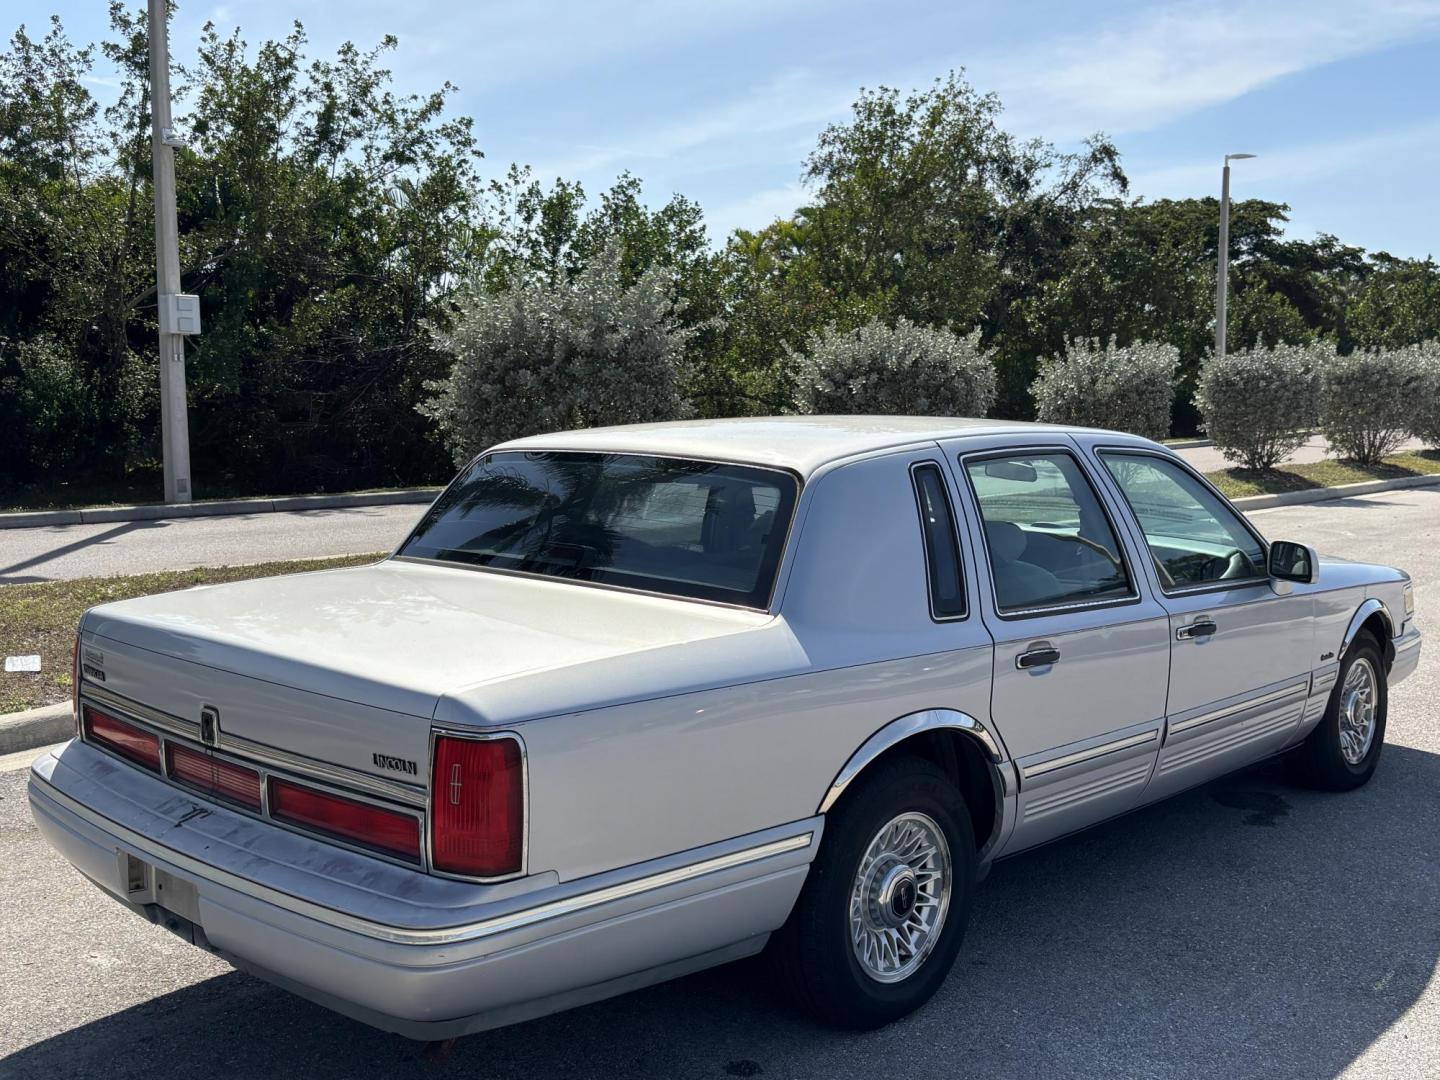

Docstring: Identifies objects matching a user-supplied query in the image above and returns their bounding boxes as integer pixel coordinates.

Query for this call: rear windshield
[398,451,799,608]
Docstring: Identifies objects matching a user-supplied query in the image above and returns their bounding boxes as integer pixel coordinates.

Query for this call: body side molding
[818,708,1006,815]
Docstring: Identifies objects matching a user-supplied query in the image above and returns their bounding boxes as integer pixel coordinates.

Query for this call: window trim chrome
[958,445,1143,620]
[908,460,969,623]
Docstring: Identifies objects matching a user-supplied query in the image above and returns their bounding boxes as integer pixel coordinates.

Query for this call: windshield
[398,451,799,607]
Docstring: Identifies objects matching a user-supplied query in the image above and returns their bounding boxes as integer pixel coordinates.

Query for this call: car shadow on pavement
[7,745,1440,1080]
[0,519,173,584]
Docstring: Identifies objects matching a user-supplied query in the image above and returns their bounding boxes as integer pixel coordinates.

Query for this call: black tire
[1293,633,1387,791]
[770,756,975,1029]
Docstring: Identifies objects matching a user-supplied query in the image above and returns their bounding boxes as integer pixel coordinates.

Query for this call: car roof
[493,416,1159,479]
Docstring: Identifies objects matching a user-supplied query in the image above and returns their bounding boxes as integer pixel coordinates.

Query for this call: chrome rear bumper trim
[30,770,813,947]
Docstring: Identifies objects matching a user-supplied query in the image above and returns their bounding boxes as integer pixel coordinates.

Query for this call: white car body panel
[29,416,1421,1039]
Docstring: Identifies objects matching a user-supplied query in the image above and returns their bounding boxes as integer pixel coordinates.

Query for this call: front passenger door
[1092,449,1316,800]
[948,441,1171,854]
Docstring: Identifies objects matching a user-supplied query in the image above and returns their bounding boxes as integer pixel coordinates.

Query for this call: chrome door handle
[1016,647,1061,669]
[1176,619,1218,640]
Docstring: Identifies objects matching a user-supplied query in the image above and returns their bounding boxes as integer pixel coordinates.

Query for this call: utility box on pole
[149,0,193,503]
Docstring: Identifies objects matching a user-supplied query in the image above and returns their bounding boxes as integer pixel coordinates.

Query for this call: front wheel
[1294,634,1387,790]
[770,757,975,1028]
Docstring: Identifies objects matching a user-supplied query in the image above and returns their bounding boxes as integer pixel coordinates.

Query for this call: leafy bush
[1408,342,1440,449]
[791,319,995,417]
[1194,343,1324,470]
[1320,346,1427,464]
[0,335,94,486]
[1030,338,1178,440]
[420,247,694,466]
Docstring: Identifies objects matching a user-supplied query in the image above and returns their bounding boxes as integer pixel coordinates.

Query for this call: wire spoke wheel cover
[848,811,952,983]
[1338,656,1379,765]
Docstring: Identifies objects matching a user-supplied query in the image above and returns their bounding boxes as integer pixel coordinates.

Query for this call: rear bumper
[28,741,818,1039]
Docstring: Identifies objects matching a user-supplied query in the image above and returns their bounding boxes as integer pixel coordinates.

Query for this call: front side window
[1099,452,1265,590]
[964,451,1133,613]
[399,452,798,607]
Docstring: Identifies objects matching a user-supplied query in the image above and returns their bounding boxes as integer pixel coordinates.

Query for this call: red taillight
[430,735,523,878]
[166,743,262,812]
[268,778,421,862]
[83,705,161,773]
[71,634,81,732]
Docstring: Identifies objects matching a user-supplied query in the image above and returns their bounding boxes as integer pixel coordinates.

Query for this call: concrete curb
[0,487,441,530]
[1165,437,1213,450]
[1234,472,1440,511]
[0,702,72,755]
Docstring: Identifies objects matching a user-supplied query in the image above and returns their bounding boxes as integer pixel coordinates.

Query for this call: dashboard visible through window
[1099,452,1266,590]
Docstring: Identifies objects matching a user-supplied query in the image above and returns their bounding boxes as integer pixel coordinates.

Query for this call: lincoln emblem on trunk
[199,705,219,747]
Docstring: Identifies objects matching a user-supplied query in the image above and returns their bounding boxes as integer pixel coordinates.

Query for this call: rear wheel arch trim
[818,709,1007,820]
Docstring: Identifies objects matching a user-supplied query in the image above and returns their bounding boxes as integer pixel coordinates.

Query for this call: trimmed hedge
[1194,343,1323,470]
[1320,346,1427,465]
[420,247,692,465]
[1030,338,1178,440]
[791,318,995,417]
[1408,342,1440,449]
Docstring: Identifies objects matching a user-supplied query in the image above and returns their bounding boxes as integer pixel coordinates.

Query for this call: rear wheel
[771,757,975,1029]
[1294,634,1387,790]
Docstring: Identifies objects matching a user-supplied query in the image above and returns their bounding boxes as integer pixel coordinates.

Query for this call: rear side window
[911,463,966,619]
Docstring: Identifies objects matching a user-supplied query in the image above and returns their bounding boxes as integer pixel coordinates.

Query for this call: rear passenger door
[941,436,1172,854]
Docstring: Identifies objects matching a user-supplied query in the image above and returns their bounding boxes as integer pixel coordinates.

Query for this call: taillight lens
[269,778,421,863]
[166,743,262,812]
[430,735,523,878]
[71,634,81,732]
[83,705,161,773]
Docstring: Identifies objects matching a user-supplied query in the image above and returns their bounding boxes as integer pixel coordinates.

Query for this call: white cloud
[705,181,810,237]
[528,68,851,179]
[970,0,1440,140]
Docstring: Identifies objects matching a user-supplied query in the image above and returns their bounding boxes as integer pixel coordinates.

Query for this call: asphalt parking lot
[1,489,1436,1080]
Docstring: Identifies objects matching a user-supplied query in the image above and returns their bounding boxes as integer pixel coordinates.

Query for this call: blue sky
[33,0,1440,256]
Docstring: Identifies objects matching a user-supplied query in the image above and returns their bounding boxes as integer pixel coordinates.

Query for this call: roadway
[0,503,421,584]
[0,489,1437,1078]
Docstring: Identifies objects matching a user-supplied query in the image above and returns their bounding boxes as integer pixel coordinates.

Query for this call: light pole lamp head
[1225,152,1257,164]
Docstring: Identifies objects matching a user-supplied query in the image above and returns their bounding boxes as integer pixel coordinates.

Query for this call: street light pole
[1215,152,1256,360]
[148,0,192,502]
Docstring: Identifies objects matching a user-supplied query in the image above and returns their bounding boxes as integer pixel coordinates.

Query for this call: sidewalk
[1177,433,1425,473]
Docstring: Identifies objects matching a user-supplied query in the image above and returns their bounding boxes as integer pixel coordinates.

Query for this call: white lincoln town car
[29,417,1422,1037]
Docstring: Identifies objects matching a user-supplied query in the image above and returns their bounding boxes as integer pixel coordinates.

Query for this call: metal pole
[1215,161,1231,360]
[148,0,192,502]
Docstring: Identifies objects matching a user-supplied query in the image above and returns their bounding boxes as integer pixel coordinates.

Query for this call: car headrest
[985,520,1027,563]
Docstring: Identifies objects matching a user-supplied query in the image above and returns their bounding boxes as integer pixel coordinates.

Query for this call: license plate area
[117,850,201,924]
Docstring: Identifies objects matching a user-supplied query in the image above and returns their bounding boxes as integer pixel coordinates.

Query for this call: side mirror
[1268,540,1319,585]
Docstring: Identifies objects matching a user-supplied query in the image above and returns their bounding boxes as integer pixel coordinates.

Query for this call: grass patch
[1207,449,1440,499]
[0,553,382,714]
